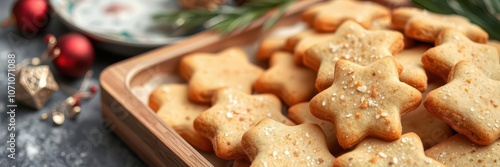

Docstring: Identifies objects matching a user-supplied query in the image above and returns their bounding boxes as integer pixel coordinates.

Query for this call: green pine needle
[153,0,296,34]
[413,0,500,40]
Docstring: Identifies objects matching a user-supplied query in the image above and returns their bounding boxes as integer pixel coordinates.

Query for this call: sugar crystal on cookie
[425,61,500,146]
[254,52,316,106]
[193,88,293,160]
[241,119,335,167]
[148,84,212,152]
[304,21,404,91]
[179,47,263,103]
[422,29,500,81]
[426,134,500,166]
[302,0,390,32]
[334,133,444,166]
[310,57,421,148]
[392,7,488,43]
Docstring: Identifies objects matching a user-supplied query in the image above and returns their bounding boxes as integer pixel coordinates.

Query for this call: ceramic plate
[49,0,200,55]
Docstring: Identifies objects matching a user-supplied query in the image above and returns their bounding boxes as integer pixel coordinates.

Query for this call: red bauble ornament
[90,85,98,94]
[1,0,50,37]
[50,33,95,78]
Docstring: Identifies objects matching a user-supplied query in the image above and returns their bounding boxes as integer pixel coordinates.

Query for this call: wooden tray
[100,1,322,166]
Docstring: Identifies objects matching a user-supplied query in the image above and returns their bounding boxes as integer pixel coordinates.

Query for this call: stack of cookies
[148,0,500,166]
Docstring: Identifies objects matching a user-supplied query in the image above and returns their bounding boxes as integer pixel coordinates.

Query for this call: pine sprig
[153,0,296,34]
[413,0,500,40]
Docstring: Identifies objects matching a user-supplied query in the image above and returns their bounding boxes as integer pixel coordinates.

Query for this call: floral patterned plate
[49,0,199,56]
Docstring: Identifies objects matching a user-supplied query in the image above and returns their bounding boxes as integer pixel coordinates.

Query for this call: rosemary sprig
[413,0,500,40]
[153,0,296,34]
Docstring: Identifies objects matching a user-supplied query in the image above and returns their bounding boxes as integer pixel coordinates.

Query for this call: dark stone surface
[0,0,146,166]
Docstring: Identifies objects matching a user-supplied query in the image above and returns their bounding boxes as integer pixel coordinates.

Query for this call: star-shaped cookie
[401,81,454,149]
[310,57,422,148]
[334,133,445,167]
[425,134,500,166]
[254,52,317,106]
[370,17,416,49]
[301,0,390,32]
[284,29,316,52]
[304,21,404,91]
[193,88,293,160]
[288,102,343,155]
[489,40,500,61]
[283,29,336,65]
[294,32,335,65]
[241,119,335,167]
[392,7,488,43]
[148,84,212,151]
[179,47,263,103]
[424,60,500,145]
[422,29,500,81]
[256,37,286,60]
[489,40,500,55]
[395,45,431,92]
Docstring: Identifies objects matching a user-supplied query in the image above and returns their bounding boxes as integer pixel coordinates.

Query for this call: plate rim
[49,0,194,48]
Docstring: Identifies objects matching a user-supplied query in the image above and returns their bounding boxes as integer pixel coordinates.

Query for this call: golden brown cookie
[179,47,264,103]
[301,0,390,32]
[424,60,500,145]
[294,32,335,65]
[488,40,500,57]
[422,29,500,81]
[254,52,317,106]
[334,133,445,167]
[241,119,335,167]
[391,7,429,30]
[425,134,500,166]
[395,45,430,92]
[284,29,316,52]
[256,37,286,60]
[310,57,422,148]
[391,7,488,43]
[283,29,336,65]
[193,88,293,160]
[148,84,213,151]
[401,81,454,149]
[304,21,404,91]
[288,102,343,155]
[371,17,415,49]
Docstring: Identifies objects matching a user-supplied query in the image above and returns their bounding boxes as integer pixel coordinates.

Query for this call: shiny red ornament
[1,0,50,37]
[51,33,95,78]
[90,85,98,94]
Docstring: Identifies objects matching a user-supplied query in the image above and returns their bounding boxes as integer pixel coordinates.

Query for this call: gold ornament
[39,70,98,125]
[16,65,59,109]
[40,113,48,120]
[52,109,65,125]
